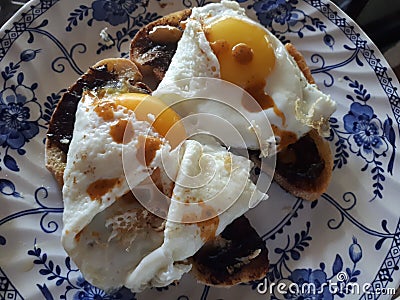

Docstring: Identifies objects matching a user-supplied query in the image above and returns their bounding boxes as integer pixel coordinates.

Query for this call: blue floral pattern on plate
[0,0,399,299]
[91,0,144,26]
[328,76,396,201]
[0,49,42,172]
[66,0,158,55]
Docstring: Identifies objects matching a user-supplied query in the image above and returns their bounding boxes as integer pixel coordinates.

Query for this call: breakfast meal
[45,0,336,294]
[46,57,269,291]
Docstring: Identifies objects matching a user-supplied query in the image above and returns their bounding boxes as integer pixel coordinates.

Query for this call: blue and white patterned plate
[1,0,399,299]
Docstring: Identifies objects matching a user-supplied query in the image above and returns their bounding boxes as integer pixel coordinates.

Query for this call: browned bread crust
[45,58,151,186]
[285,43,315,85]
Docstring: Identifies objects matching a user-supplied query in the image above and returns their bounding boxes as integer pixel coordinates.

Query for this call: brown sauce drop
[245,80,286,125]
[109,119,135,144]
[198,217,219,242]
[232,43,254,65]
[181,201,219,242]
[93,101,117,121]
[198,202,219,242]
[136,135,162,166]
[245,80,274,110]
[209,40,229,56]
[96,89,107,99]
[74,230,82,242]
[271,124,297,152]
[87,178,120,201]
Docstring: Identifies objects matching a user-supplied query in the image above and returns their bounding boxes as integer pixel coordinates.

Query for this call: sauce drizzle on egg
[246,80,286,124]
[181,201,219,242]
[110,119,135,144]
[136,135,162,166]
[93,101,116,121]
[87,178,121,201]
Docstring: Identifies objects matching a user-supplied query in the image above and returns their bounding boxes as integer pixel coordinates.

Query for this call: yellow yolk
[115,93,186,148]
[205,17,275,88]
[205,18,285,123]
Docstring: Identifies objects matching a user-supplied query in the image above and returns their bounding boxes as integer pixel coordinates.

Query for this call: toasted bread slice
[45,57,269,288]
[130,13,333,202]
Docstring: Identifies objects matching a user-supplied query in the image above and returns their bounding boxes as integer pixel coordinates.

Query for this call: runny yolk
[205,18,286,124]
[114,93,186,148]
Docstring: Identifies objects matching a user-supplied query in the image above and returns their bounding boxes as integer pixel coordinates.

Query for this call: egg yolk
[205,17,285,124]
[205,18,275,88]
[115,93,186,148]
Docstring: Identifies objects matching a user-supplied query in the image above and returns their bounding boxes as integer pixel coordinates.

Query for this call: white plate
[1,0,399,299]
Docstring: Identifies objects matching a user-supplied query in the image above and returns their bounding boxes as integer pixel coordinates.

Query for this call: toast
[130,10,333,201]
[45,58,269,288]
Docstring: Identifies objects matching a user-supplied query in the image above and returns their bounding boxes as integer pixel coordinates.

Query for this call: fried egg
[153,0,336,155]
[61,90,184,290]
[62,88,267,292]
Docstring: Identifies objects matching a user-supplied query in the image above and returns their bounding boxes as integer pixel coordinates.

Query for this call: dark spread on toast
[134,42,178,78]
[191,216,268,285]
[276,133,325,184]
[130,9,192,82]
